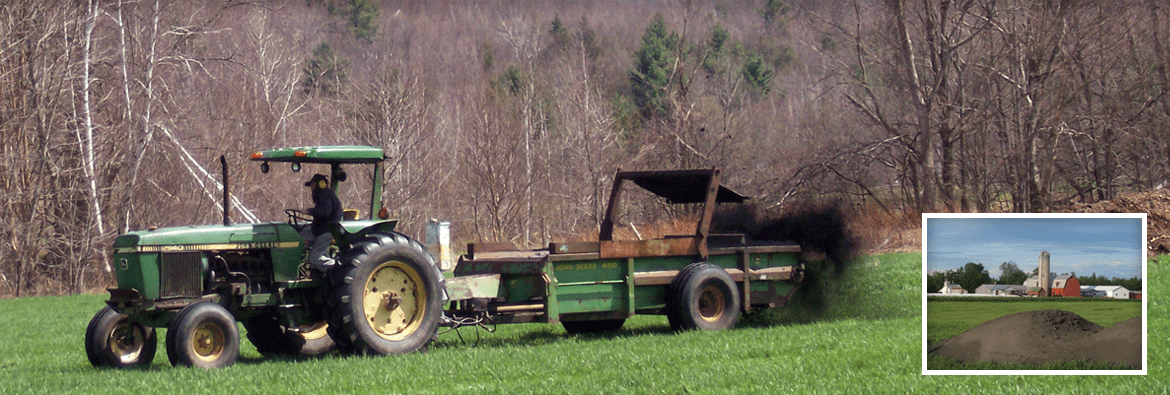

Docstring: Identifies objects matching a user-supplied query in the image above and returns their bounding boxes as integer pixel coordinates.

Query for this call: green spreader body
[444,168,804,330]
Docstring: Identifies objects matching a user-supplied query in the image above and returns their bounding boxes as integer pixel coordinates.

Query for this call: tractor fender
[328,220,399,250]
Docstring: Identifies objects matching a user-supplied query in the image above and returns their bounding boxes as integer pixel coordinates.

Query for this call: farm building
[1023,274,1080,297]
[1051,275,1081,297]
[974,284,1026,296]
[1131,291,1142,300]
[1080,285,1130,299]
[938,279,967,294]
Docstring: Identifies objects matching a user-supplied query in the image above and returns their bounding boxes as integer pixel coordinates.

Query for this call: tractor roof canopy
[249,145,388,220]
[249,146,385,164]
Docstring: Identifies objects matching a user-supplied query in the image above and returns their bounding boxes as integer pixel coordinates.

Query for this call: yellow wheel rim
[697,284,726,323]
[298,321,330,341]
[362,260,427,341]
[191,322,226,362]
[109,321,145,364]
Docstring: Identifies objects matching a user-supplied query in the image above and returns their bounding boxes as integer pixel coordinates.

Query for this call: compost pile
[928,309,1141,368]
[1055,188,1170,253]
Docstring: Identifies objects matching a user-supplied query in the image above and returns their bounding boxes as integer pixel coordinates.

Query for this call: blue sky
[925,215,1144,279]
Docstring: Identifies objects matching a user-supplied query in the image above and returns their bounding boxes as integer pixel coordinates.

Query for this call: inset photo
[922,214,1146,375]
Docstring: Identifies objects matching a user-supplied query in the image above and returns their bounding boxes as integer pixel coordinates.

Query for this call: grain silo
[1039,250,1050,297]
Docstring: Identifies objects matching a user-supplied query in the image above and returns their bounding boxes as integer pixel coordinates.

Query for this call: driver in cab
[298,174,342,272]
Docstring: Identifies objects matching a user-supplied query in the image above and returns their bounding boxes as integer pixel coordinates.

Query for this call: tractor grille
[159,252,203,299]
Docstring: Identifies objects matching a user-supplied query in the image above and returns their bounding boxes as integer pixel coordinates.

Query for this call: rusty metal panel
[632,270,680,286]
[599,238,698,259]
[466,242,518,259]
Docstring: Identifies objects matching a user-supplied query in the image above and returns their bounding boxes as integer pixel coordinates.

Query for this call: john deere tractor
[85,146,446,368]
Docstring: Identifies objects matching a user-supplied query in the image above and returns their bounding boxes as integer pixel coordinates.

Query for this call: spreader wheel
[166,302,240,368]
[85,306,157,368]
[666,263,741,331]
[328,232,445,356]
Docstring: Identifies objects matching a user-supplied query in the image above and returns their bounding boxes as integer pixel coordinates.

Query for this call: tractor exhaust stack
[220,155,231,226]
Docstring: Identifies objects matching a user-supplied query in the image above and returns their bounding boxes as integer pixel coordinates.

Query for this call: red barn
[1051,275,1081,297]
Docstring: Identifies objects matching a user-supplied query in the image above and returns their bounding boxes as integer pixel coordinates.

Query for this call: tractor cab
[249,146,399,247]
[250,146,390,223]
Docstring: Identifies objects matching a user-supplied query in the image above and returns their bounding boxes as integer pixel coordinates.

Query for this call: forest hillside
[3,0,1168,296]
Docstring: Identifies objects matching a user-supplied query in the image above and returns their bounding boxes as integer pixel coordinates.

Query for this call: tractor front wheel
[166,302,240,368]
[666,263,741,331]
[327,232,444,356]
[85,306,157,368]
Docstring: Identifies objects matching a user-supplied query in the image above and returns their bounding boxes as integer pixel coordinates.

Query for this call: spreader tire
[85,306,157,368]
[562,319,626,334]
[666,263,741,331]
[245,315,334,357]
[166,302,240,368]
[327,232,445,356]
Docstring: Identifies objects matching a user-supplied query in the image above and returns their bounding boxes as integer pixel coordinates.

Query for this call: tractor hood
[112,223,302,253]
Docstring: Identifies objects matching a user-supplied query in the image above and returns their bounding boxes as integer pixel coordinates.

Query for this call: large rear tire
[327,232,445,356]
[666,263,741,331]
[166,302,240,368]
[85,306,157,368]
[244,315,334,357]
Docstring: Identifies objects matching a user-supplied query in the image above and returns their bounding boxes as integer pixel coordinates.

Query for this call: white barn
[938,279,966,294]
[1080,285,1130,299]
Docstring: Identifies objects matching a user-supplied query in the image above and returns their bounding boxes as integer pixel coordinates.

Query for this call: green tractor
[85,146,447,368]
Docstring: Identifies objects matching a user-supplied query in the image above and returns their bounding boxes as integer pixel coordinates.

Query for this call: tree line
[927,261,1142,293]
[3,0,1169,296]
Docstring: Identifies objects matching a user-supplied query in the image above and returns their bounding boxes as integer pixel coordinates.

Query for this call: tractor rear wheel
[327,232,445,356]
[166,302,240,368]
[85,306,157,368]
[666,263,741,331]
[244,315,334,357]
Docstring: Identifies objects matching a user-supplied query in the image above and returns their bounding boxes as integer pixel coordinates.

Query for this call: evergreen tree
[741,53,774,96]
[628,13,679,120]
[549,15,572,53]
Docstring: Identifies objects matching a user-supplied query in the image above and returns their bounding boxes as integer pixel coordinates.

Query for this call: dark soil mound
[928,309,1141,368]
[1088,317,1142,368]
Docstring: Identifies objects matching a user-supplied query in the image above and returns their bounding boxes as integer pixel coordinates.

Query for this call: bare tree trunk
[892,0,935,212]
[121,0,161,232]
[80,0,109,273]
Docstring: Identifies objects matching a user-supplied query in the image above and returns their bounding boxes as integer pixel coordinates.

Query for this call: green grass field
[0,252,1164,394]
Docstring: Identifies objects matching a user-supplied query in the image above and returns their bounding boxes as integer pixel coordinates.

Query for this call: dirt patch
[928,309,1141,369]
[1055,188,1170,253]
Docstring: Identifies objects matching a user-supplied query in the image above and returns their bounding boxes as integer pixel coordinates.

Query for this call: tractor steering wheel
[285,209,313,228]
